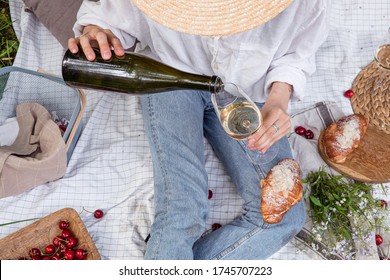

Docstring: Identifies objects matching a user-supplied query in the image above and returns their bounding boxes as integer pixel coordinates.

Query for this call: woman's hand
[247,82,292,153]
[67,25,125,61]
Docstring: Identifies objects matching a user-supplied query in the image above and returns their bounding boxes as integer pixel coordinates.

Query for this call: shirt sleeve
[73,0,138,50]
[264,1,331,101]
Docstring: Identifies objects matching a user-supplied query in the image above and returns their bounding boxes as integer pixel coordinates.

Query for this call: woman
[68,0,330,259]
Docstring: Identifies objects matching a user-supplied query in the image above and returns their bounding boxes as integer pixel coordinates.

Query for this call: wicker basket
[351,61,390,134]
[0,208,101,260]
[0,66,85,162]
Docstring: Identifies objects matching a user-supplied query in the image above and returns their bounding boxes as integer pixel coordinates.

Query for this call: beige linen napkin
[0,103,67,198]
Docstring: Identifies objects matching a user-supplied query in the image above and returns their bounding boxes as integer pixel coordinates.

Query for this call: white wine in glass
[212,83,262,140]
[219,101,262,139]
[212,83,278,164]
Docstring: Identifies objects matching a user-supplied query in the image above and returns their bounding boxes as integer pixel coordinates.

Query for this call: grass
[0,0,18,67]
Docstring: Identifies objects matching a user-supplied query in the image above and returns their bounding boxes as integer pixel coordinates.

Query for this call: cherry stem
[0,218,40,227]
[80,207,96,215]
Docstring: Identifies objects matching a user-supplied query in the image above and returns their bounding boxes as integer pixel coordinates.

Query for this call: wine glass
[374,27,390,71]
[211,83,279,164]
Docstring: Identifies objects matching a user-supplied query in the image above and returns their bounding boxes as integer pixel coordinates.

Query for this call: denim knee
[281,200,306,236]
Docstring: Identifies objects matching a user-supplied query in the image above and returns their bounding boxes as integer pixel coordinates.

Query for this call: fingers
[248,120,290,153]
[79,34,98,61]
[67,37,80,54]
[67,25,125,61]
[247,107,291,153]
[110,37,125,57]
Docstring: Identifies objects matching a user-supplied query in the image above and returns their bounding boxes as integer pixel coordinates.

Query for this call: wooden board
[318,125,390,183]
[0,208,101,260]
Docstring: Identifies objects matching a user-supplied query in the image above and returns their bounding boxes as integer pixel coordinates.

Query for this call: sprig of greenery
[303,169,389,259]
[0,0,19,67]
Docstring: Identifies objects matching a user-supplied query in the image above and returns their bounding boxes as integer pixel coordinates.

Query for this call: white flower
[358,201,366,209]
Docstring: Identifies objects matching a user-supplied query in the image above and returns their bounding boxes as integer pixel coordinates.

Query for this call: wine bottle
[62,48,223,95]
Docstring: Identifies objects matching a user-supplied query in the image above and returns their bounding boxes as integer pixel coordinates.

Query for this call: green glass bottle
[62,49,223,95]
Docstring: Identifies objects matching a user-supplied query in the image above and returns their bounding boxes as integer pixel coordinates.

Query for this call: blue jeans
[140,90,305,260]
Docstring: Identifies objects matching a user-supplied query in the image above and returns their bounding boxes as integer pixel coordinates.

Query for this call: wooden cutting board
[318,125,390,183]
[0,208,101,260]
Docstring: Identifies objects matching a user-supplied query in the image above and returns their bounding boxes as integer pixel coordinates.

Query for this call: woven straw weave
[351,61,390,134]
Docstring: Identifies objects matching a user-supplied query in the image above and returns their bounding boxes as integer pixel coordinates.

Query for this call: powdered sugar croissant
[261,158,303,224]
[323,114,368,164]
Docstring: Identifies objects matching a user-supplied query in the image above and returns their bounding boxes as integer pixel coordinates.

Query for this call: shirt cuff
[264,66,307,102]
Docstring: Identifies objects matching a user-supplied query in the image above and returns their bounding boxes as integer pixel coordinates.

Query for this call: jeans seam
[212,226,265,260]
[147,96,172,259]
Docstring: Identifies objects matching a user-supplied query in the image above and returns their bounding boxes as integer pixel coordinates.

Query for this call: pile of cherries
[20,220,88,260]
[295,126,314,139]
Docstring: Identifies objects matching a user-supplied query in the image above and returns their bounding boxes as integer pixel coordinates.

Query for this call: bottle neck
[210,75,224,94]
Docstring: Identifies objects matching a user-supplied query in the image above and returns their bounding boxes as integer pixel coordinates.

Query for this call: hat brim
[131,0,293,36]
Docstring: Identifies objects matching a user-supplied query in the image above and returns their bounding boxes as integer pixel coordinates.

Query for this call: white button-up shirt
[74,0,330,103]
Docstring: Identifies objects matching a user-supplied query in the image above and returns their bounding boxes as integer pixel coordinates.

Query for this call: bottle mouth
[210,75,223,93]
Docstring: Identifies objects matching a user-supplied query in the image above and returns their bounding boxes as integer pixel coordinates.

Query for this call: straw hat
[131,0,293,36]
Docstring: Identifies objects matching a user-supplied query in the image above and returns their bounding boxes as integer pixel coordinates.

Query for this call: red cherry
[75,248,88,260]
[94,209,104,219]
[42,256,51,260]
[51,253,62,260]
[64,249,75,260]
[66,236,78,249]
[376,234,384,246]
[212,223,222,231]
[208,189,213,199]
[58,242,67,253]
[28,248,41,259]
[344,89,354,98]
[305,129,314,139]
[53,235,64,247]
[61,229,72,238]
[44,244,56,255]
[59,220,69,230]
[59,124,67,132]
[295,126,306,136]
[378,200,388,209]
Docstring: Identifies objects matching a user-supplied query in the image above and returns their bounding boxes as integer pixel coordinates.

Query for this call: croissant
[261,158,303,224]
[323,114,368,164]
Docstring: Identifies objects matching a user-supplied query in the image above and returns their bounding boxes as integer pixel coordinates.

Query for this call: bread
[323,114,368,164]
[261,158,303,224]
